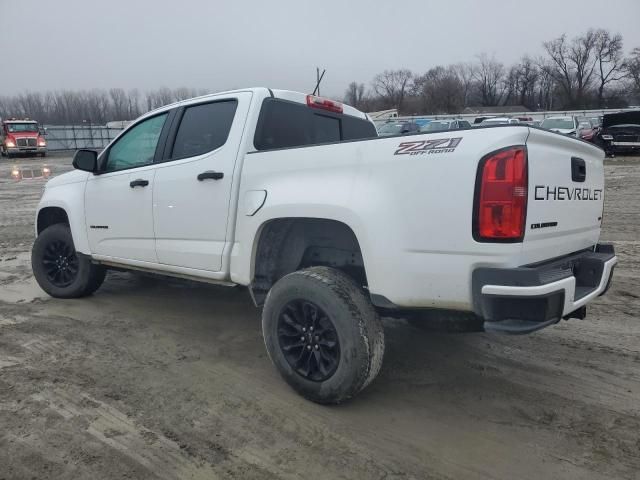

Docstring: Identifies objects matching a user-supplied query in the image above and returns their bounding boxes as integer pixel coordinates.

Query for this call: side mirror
[72,149,98,173]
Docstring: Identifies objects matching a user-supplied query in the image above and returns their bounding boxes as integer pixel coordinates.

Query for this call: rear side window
[254,98,376,150]
[171,100,237,159]
[342,116,377,140]
[314,114,341,143]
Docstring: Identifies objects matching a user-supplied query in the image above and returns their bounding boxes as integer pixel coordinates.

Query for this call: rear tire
[262,266,384,404]
[32,224,106,298]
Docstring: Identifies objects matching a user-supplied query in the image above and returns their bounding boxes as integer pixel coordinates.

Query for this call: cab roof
[2,119,38,124]
[142,87,369,122]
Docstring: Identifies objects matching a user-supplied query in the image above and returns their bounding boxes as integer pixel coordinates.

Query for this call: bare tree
[535,60,556,110]
[343,81,365,108]
[543,30,598,108]
[593,29,627,107]
[472,54,506,106]
[627,47,640,99]
[371,69,413,111]
[127,89,141,119]
[109,88,128,120]
[515,56,539,108]
[451,63,475,108]
[413,66,464,114]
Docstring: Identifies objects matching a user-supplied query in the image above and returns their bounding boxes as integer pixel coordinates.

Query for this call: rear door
[152,92,252,271]
[524,128,605,259]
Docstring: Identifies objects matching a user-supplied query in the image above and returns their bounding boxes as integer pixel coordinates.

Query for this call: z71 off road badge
[394,137,462,155]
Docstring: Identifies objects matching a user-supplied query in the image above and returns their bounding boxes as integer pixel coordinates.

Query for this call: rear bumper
[604,141,640,153]
[472,244,617,334]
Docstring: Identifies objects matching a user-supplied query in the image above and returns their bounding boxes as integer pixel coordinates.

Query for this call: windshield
[423,121,451,132]
[541,118,574,130]
[5,123,39,133]
[377,123,404,135]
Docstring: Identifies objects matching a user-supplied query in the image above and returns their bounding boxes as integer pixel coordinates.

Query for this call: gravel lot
[0,153,639,480]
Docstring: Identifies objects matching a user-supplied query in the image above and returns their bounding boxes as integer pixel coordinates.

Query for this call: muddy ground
[0,153,639,480]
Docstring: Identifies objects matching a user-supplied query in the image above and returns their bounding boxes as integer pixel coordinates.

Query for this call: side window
[342,117,377,139]
[254,98,377,150]
[459,121,471,128]
[254,99,312,150]
[105,113,167,172]
[171,100,238,159]
[313,114,341,143]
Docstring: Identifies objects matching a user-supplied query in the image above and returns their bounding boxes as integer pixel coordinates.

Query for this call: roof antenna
[312,67,326,96]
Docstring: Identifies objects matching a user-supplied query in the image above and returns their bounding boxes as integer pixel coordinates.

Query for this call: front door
[153,93,251,271]
[85,112,169,263]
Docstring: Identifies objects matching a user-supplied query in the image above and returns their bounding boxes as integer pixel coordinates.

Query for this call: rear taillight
[473,146,528,242]
[306,95,343,113]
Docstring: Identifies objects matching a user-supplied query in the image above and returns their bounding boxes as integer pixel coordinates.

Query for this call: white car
[32,88,617,403]
[419,119,472,132]
[480,117,520,125]
[540,116,580,137]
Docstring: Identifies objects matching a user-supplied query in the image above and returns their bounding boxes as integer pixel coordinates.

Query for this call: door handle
[130,179,149,188]
[197,171,224,181]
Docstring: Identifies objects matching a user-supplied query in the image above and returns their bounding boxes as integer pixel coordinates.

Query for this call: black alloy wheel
[277,299,340,382]
[42,239,79,288]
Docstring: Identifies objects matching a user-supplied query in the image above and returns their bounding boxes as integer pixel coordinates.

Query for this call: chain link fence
[43,125,124,152]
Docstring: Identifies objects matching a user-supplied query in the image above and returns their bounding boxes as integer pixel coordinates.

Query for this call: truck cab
[1,118,48,158]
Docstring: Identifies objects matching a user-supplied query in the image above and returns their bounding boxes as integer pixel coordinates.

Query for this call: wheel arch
[37,206,70,235]
[249,217,367,306]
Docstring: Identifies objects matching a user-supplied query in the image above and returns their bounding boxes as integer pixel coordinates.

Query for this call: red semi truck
[1,118,47,158]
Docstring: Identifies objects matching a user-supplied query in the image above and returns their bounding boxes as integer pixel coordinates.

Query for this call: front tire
[32,224,106,298]
[262,267,385,404]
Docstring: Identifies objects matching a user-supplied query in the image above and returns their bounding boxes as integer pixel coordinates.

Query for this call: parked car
[577,118,598,142]
[420,119,471,132]
[377,121,420,136]
[480,117,520,126]
[596,111,640,156]
[0,118,48,158]
[413,118,433,128]
[473,116,496,124]
[516,116,535,125]
[31,88,616,404]
[540,116,579,137]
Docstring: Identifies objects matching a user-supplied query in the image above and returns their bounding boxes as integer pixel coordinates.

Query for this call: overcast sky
[1,0,639,98]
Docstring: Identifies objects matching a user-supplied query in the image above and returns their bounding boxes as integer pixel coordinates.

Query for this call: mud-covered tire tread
[32,224,106,298]
[262,266,385,404]
[81,264,107,296]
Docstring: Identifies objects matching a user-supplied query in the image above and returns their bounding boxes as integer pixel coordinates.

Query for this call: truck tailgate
[523,128,605,263]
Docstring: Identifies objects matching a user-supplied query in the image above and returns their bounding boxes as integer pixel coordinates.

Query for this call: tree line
[0,87,210,125]
[345,29,640,115]
[1,28,639,124]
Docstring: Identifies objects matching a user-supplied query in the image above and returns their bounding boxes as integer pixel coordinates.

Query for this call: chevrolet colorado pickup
[31,88,617,403]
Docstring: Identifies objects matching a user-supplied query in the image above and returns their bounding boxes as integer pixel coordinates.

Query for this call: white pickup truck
[32,88,617,403]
